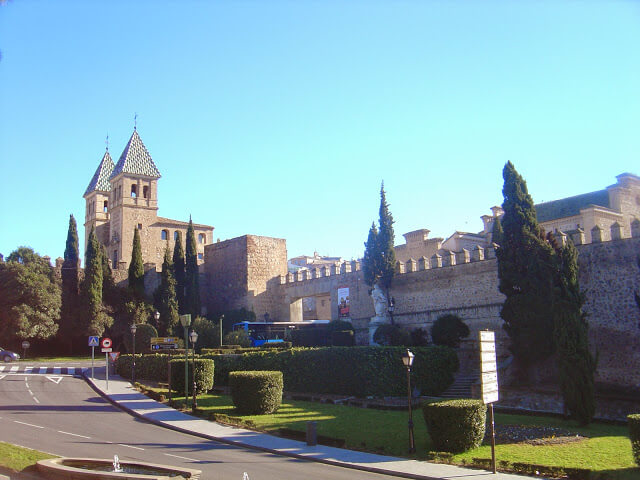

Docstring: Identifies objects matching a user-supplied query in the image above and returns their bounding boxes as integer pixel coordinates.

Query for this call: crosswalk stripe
[9,366,18,373]
[24,367,33,374]
[53,367,61,374]
[0,366,4,372]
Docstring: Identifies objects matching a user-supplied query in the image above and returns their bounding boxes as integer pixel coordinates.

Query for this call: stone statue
[371,284,387,317]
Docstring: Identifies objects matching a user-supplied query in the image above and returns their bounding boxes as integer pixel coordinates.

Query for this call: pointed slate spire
[110,130,161,179]
[84,150,115,196]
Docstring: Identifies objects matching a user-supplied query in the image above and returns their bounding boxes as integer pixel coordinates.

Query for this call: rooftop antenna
[105,134,109,152]
[134,112,138,131]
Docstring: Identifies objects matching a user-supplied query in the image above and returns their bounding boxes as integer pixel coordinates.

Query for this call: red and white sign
[101,338,112,348]
[109,352,120,362]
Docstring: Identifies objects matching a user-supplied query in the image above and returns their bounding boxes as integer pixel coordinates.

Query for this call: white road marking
[9,366,18,373]
[0,366,4,372]
[14,420,44,429]
[164,453,199,462]
[33,397,40,404]
[117,444,144,451]
[24,367,33,374]
[46,376,63,384]
[0,374,6,380]
[58,430,91,439]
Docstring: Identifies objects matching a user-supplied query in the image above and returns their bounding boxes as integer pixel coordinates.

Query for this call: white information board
[479,330,499,404]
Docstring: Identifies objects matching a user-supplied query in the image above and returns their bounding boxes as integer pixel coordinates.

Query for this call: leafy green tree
[128,228,145,298]
[496,162,555,367]
[122,322,158,354]
[172,231,186,314]
[185,218,201,318]
[0,248,60,345]
[491,216,504,246]
[191,316,218,351]
[550,234,596,424]
[82,227,112,336]
[430,314,470,348]
[60,214,80,353]
[153,247,179,336]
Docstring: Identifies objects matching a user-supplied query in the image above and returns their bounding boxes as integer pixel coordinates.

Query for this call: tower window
[198,253,204,261]
[118,185,122,200]
[198,233,205,244]
[174,231,179,241]
[143,185,149,199]
[103,200,108,213]
[161,230,168,240]
[131,184,137,198]
[137,223,142,230]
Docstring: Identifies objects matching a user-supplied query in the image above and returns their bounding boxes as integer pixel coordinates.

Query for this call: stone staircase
[439,374,479,399]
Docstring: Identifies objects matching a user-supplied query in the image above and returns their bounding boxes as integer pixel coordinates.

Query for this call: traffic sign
[152,344,178,350]
[22,341,30,349]
[101,338,112,348]
[88,336,99,347]
[101,347,113,353]
[109,352,120,362]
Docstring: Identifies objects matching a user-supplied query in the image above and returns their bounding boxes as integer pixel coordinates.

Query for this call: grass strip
[0,442,56,472]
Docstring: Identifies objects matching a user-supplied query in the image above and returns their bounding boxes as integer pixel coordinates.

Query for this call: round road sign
[22,341,30,349]
[101,338,112,348]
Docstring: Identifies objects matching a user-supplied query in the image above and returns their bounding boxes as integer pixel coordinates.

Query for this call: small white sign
[479,341,496,353]
[480,351,497,365]
[481,360,497,373]
[479,331,495,342]
[482,371,498,385]
[101,347,112,353]
[483,389,499,404]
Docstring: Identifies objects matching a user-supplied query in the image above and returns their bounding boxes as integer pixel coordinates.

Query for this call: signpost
[21,341,30,360]
[101,338,112,390]
[88,336,99,379]
[150,337,179,351]
[479,330,499,474]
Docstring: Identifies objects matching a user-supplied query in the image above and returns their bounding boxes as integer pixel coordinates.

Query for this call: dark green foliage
[191,316,218,351]
[153,248,179,336]
[0,247,60,344]
[421,399,487,453]
[172,231,186,314]
[331,330,354,346]
[61,215,80,352]
[290,326,329,346]
[260,341,293,349]
[497,162,555,365]
[409,328,429,346]
[551,236,595,425]
[229,371,283,414]
[491,216,504,246]
[169,358,214,395]
[328,319,355,333]
[223,329,251,347]
[373,324,411,346]
[210,346,458,397]
[628,414,640,466]
[128,228,145,298]
[117,353,172,382]
[100,244,115,298]
[122,323,158,354]
[362,182,396,299]
[82,228,112,336]
[430,314,470,348]
[184,219,200,318]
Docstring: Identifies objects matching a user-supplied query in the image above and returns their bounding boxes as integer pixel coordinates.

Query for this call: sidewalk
[84,368,538,480]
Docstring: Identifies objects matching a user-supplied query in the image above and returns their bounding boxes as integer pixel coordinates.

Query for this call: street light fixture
[401,348,416,454]
[388,297,395,325]
[154,310,160,328]
[179,314,192,406]
[189,329,199,412]
[130,324,137,384]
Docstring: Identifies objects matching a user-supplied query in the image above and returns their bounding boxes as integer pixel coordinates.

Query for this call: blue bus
[232,320,330,347]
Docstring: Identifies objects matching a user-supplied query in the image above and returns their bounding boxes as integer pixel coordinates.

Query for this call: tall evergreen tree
[172,231,186,314]
[60,214,80,353]
[377,182,396,295]
[128,228,145,298]
[496,162,555,367]
[491,216,504,246]
[154,247,179,336]
[82,227,112,336]
[363,222,379,287]
[550,234,596,424]
[185,218,201,318]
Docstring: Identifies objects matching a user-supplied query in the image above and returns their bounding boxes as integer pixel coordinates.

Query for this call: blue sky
[1,1,639,263]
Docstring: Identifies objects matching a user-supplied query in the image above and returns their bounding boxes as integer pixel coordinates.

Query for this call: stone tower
[83,150,115,250]
[106,129,161,270]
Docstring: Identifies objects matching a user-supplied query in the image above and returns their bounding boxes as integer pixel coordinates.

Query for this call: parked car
[0,348,20,362]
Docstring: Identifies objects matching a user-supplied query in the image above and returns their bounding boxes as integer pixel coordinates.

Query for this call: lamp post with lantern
[179,314,191,404]
[130,324,137,384]
[402,348,416,454]
[190,329,198,412]
[154,310,160,330]
[387,297,395,325]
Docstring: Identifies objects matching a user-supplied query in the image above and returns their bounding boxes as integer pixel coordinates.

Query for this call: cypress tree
[491,215,504,246]
[363,222,379,287]
[496,162,555,367]
[377,182,396,296]
[185,218,201,318]
[82,227,112,335]
[60,214,80,353]
[551,235,596,424]
[154,247,179,336]
[172,231,186,314]
[128,227,145,298]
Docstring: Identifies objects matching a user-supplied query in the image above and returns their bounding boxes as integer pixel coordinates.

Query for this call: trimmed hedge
[331,330,355,346]
[421,399,486,453]
[207,346,458,397]
[628,414,640,466]
[116,353,171,381]
[229,371,283,414]
[169,358,214,395]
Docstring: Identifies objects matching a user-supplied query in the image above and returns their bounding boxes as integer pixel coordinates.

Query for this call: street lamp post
[154,310,160,330]
[130,324,137,384]
[190,330,199,412]
[179,314,192,406]
[387,296,395,325]
[402,348,416,454]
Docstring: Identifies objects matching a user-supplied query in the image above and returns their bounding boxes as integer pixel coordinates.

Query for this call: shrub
[223,329,251,347]
[169,358,214,395]
[373,324,411,346]
[422,399,486,453]
[191,316,220,351]
[290,327,329,346]
[629,414,640,466]
[122,323,159,354]
[116,353,171,382]
[331,330,355,346]
[409,328,429,346]
[229,371,283,414]
[328,319,355,333]
[260,341,293,349]
[430,314,470,348]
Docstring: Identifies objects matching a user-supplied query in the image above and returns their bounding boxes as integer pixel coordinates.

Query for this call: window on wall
[131,184,137,198]
[174,231,179,241]
[137,223,142,230]
[161,230,168,240]
[103,201,108,213]
[143,185,149,199]
[198,233,205,244]
[198,253,204,261]
[118,185,122,200]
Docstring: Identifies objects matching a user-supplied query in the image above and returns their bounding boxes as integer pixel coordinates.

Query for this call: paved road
[0,371,402,480]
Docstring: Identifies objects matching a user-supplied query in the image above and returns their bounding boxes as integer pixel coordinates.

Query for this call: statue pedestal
[368,315,389,345]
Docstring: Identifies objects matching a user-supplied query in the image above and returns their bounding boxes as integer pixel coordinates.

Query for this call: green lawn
[0,442,55,472]
[161,389,638,478]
